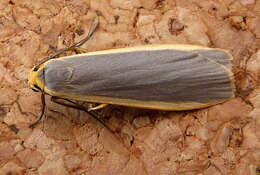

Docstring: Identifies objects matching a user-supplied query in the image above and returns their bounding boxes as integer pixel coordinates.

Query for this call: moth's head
[28,65,45,92]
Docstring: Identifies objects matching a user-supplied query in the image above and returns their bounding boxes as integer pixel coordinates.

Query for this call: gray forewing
[193,49,232,69]
[43,49,234,103]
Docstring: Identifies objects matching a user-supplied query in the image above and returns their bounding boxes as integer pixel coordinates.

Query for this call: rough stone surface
[17,149,45,168]
[0,0,260,174]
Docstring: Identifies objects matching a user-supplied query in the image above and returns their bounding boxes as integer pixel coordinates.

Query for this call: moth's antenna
[30,91,46,128]
[74,19,99,48]
[34,19,99,70]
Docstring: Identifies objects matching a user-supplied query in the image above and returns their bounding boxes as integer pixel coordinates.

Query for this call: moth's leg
[49,45,88,55]
[88,104,109,111]
[51,96,80,109]
[51,97,113,133]
[74,47,89,54]
[51,97,108,111]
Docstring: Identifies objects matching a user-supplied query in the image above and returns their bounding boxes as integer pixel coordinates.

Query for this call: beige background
[0,0,260,174]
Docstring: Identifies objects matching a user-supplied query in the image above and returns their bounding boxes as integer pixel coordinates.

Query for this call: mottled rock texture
[0,0,260,174]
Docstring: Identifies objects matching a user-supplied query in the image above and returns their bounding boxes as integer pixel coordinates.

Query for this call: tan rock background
[0,0,260,174]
